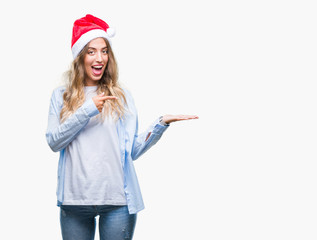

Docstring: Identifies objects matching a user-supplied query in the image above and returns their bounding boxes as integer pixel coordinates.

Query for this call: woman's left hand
[162,115,199,124]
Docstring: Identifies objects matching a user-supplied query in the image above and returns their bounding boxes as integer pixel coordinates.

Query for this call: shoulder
[53,86,66,95]
[122,88,133,99]
[51,86,66,99]
[122,88,135,105]
[50,86,66,107]
[122,88,137,113]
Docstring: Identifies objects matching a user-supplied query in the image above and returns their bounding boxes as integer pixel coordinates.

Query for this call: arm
[123,90,199,160]
[130,115,199,160]
[131,117,169,160]
[121,90,168,160]
[45,88,100,152]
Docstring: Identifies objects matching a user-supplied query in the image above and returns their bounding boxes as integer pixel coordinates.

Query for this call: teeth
[93,66,103,69]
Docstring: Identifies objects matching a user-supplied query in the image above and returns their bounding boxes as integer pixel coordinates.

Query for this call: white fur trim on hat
[106,27,116,37]
[71,29,112,59]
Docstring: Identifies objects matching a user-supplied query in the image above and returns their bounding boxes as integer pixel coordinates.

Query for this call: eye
[88,50,95,55]
[102,49,108,54]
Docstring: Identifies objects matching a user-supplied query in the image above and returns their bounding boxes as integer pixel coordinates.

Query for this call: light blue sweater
[63,86,126,206]
[46,86,169,214]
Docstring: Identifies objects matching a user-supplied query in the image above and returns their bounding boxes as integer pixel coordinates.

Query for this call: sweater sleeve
[131,117,169,160]
[45,87,100,152]
[123,90,169,160]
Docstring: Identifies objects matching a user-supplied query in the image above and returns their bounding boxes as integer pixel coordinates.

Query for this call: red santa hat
[71,14,115,59]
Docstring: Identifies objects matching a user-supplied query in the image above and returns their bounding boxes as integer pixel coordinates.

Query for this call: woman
[46,14,198,240]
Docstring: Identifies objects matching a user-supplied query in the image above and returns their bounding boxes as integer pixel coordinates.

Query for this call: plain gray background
[0,0,316,239]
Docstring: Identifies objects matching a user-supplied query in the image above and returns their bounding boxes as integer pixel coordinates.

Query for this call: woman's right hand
[92,92,117,112]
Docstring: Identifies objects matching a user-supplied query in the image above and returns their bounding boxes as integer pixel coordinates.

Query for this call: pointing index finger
[100,96,118,101]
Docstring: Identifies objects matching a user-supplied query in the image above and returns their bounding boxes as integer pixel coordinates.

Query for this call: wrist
[159,116,170,126]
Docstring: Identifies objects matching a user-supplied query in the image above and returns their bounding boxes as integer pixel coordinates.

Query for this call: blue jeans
[60,205,137,240]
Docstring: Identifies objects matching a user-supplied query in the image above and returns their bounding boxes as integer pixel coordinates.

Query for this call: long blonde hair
[60,38,126,122]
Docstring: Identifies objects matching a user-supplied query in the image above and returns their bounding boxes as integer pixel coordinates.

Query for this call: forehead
[87,38,107,48]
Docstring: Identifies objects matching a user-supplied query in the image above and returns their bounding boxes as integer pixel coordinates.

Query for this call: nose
[96,52,102,62]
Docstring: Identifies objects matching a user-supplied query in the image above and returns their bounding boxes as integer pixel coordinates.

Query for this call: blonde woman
[46,14,198,240]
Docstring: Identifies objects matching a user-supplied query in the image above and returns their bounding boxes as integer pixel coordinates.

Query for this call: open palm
[162,114,199,124]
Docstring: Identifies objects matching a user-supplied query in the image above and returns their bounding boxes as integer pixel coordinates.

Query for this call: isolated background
[0,0,316,239]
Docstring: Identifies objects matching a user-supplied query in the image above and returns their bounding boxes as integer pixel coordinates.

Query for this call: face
[84,38,109,86]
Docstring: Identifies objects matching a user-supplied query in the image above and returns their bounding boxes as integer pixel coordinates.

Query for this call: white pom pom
[107,27,116,37]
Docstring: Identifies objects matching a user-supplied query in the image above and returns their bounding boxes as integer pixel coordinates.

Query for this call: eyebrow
[88,46,108,50]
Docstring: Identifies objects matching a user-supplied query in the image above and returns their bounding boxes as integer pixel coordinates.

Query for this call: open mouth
[92,65,103,75]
